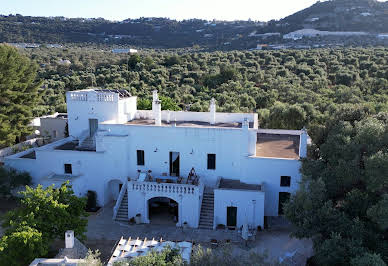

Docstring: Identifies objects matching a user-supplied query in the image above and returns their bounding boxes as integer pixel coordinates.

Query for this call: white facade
[5,89,308,230]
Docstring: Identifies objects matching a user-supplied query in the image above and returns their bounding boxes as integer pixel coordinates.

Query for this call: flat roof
[55,141,96,152]
[219,178,262,191]
[125,119,254,129]
[20,150,36,159]
[255,133,300,159]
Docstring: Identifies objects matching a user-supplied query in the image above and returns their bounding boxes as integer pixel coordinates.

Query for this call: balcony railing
[128,179,202,196]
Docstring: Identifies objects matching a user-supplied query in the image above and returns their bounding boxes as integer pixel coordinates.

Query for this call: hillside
[0,0,387,49]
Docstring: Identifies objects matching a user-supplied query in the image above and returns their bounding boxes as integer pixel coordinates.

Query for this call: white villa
[5,89,307,230]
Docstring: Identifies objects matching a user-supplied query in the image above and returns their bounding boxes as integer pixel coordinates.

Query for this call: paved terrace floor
[86,204,313,264]
[255,133,300,159]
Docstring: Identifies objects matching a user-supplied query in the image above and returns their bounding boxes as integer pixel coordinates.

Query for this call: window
[280,176,291,187]
[207,154,216,170]
[53,130,58,138]
[137,150,145,165]
[64,164,72,174]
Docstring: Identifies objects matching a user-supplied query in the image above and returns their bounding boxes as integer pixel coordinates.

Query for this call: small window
[137,150,145,166]
[207,154,216,170]
[64,164,72,174]
[280,176,291,187]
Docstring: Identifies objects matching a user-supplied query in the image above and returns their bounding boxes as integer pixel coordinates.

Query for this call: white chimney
[65,230,74,249]
[209,98,216,125]
[155,101,161,126]
[152,90,162,126]
[242,117,249,130]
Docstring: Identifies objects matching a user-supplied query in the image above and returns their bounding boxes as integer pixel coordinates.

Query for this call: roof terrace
[255,133,300,159]
[125,118,254,128]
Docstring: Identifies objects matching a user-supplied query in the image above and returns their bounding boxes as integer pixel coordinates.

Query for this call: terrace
[125,118,252,128]
[255,133,300,159]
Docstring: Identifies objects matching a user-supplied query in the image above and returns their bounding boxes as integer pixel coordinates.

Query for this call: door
[89,119,98,137]
[169,152,180,176]
[278,192,291,215]
[227,206,237,227]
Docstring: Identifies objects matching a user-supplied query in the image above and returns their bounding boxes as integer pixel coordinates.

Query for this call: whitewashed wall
[99,123,255,187]
[127,181,203,228]
[213,189,265,229]
[241,157,301,216]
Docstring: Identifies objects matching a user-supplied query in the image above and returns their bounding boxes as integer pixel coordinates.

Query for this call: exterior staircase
[115,190,128,222]
[198,189,214,230]
[77,136,96,151]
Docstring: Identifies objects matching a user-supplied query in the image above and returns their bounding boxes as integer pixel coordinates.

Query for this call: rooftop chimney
[209,98,216,125]
[242,117,249,130]
[65,230,74,249]
[152,90,161,126]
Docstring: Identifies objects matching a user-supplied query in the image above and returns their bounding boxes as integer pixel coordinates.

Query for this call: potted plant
[183,221,188,229]
[216,224,225,230]
[135,213,141,224]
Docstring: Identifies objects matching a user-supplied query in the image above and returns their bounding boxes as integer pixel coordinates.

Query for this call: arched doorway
[148,197,178,225]
[107,179,123,203]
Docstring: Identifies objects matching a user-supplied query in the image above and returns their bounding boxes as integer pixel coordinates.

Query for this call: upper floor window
[137,150,145,166]
[280,176,291,187]
[207,154,216,170]
[64,164,72,174]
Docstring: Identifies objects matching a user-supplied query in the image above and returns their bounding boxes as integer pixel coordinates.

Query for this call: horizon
[0,0,331,22]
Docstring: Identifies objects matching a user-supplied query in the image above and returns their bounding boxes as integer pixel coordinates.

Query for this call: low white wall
[0,138,43,161]
[136,110,257,127]
[214,189,265,229]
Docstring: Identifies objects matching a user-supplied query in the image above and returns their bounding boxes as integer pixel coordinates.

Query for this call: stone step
[199,221,213,225]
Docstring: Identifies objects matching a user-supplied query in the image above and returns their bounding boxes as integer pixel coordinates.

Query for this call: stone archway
[147,197,178,226]
[107,179,123,203]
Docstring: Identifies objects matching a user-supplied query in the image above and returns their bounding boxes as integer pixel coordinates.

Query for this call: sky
[2,0,327,22]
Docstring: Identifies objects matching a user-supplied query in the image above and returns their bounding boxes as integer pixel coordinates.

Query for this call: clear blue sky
[2,0,327,22]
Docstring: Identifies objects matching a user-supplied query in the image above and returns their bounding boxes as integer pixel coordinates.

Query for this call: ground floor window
[64,163,72,174]
[278,192,291,215]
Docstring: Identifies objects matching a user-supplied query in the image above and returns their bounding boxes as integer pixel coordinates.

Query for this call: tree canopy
[285,110,388,265]
[0,182,88,265]
[0,44,40,148]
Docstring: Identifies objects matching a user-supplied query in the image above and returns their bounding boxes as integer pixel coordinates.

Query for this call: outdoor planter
[135,213,141,224]
[216,224,225,230]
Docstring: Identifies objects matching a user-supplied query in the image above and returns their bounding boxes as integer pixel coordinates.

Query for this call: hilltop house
[5,89,307,230]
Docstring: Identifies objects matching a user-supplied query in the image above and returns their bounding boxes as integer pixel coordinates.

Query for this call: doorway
[148,197,178,225]
[89,119,98,137]
[227,206,237,227]
[278,192,291,215]
[169,152,180,176]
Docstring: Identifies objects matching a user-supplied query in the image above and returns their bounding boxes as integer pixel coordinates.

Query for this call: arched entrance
[148,197,178,225]
[107,179,123,203]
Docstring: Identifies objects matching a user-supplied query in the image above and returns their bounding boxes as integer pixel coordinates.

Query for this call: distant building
[57,59,71,65]
[377,33,388,39]
[111,48,138,54]
[283,28,368,40]
[39,113,68,142]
